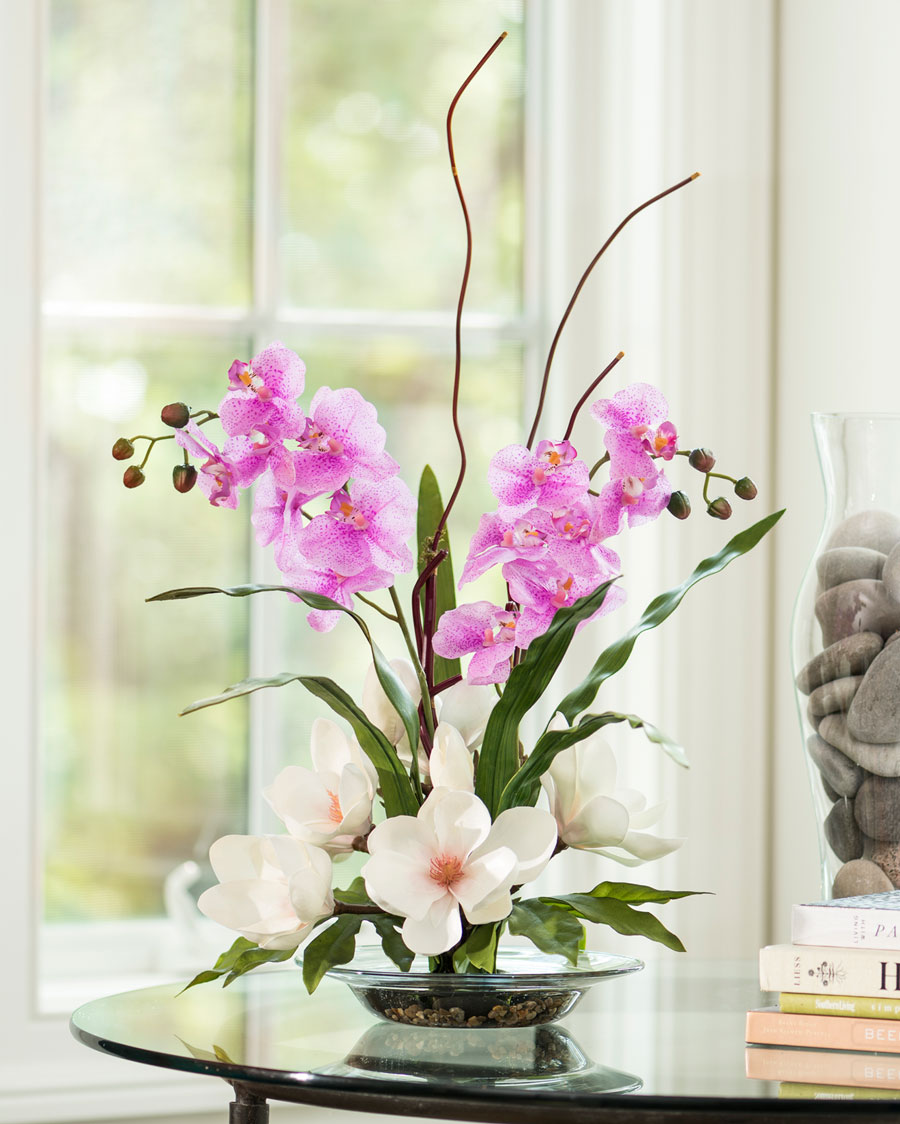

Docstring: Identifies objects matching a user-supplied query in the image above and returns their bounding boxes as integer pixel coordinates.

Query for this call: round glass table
[70,958,900,1122]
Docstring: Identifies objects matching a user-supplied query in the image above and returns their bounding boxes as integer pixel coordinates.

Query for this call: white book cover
[792,891,900,950]
[761,943,900,997]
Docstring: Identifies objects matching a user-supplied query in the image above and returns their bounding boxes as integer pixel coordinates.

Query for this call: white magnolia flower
[362,658,422,752]
[435,680,495,750]
[198,834,334,950]
[362,788,557,955]
[540,730,683,866]
[265,718,378,856]
[428,722,475,792]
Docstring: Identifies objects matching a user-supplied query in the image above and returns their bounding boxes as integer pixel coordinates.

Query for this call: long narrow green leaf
[474,577,619,817]
[508,900,584,966]
[542,893,686,952]
[558,509,784,721]
[301,915,364,993]
[416,465,460,684]
[150,582,421,767]
[587,881,708,905]
[369,915,414,972]
[499,710,686,812]
[182,672,418,817]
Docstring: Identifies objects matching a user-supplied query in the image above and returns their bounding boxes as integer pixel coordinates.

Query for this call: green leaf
[587,881,709,905]
[153,583,421,774]
[180,671,309,714]
[499,709,686,812]
[298,676,420,818]
[213,935,257,970]
[179,969,229,994]
[508,900,585,966]
[369,915,414,972]
[416,465,460,685]
[334,876,375,907]
[475,577,619,817]
[223,945,294,986]
[558,509,785,721]
[301,915,364,994]
[542,894,686,953]
[462,922,503,973]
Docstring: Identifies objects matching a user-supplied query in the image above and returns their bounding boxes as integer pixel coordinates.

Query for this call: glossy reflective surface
[70,958,900,1118]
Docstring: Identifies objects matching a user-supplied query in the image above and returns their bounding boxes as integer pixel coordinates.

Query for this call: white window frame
[2,0,784,1120]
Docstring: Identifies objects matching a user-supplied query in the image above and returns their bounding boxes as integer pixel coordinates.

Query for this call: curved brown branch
[562,351,625,441]
[526,172,700,450]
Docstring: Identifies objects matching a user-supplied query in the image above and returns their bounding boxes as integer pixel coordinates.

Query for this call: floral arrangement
[111,35,781,991]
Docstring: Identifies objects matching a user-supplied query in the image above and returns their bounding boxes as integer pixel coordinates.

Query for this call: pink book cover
[746,1046,900,1091]
[747,1008,900,1053]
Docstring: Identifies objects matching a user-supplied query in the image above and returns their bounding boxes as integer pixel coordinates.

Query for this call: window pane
[42,330,252,921]
[44,0,253,307]
[280,0,524,312]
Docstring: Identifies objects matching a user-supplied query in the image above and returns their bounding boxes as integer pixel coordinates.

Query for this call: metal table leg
[229,1083,269,1124]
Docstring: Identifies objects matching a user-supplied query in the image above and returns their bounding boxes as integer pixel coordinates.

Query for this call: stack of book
[747,890,900,1097]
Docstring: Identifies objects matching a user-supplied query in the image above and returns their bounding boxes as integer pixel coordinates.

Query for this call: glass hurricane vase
[792,413,900,898]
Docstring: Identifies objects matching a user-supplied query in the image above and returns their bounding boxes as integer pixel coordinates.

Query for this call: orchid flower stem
[562,351,625,441]
[133,433,175,469]
[388,585,434,742]
[431,31,508,552]
[355,593,399,623]
[706,469,738,485]
[433,674,463,695]
[589,453,610,479]
[702,472,712,505]
[526,172,700,450]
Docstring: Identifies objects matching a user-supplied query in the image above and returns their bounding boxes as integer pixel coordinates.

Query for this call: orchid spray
[112,34,782,988]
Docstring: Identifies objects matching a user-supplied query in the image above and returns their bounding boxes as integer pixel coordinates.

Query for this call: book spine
[760,945,900,998]
[780,993,900,1019]
[746,1008,900,1052]
[745,1047,900,1089]
[779,1082,900,1101]
[792,904,900,950]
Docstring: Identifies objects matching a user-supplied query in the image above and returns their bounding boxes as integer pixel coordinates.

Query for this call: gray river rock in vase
[863,838,900,888]
[854,775,900,841]
[847,641,900,744]
[884,542,900,603]
[796,631,884,695]
[833,858,894,897]
[816,580,900,647]
[826,510,900,555]
[807,732,865,797]
[818,714,900,777]
[822,776,842,803]
[817,547,887,591]
[808,675,863,718]
[825,797,864,862]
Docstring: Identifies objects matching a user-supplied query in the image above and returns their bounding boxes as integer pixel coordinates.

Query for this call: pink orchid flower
[504,559,625,649]
[487,440,590,519]
[219,342,306,443]
[597,465,673,533]
[292,387,399,497]
[282,561,397,632]
[458,511,550,587]
[298,476,415,580]
[251,463,315,572]
[432,602,521,685]
[590,382,678,479]
[175,420,240,509]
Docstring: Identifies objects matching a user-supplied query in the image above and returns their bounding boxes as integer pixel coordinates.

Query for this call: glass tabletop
[70,957,900,1121]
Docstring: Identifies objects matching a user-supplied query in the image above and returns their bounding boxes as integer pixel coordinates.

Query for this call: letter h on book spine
[880,963,900,991]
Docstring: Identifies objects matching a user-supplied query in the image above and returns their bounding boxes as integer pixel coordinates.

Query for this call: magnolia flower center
[327,790,343,824]
[429,853,464,888]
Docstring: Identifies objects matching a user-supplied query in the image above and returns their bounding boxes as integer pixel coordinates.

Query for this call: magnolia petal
[264,766,334,838]
[208,834,268,883]
[400,895,463,956]
[627,800,668,831]
[478,806,558,884]
[365,813,432,863]
[561,793,630,848]
[462,883,514,926]
[452,847,517,917]
[437,681,495,749]
[429,723,475,793]
[287,866,335,923]
[420,788,492,858]
[310,716,355,775]
[362,658,422,748]
[618,829,684,861]
[363,851,446,921]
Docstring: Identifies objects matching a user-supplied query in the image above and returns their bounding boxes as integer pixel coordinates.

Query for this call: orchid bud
[689,447,716,473]
[707,497,732,520]
[160,402,191,429]
[172,464,198,493]
[123,465,145,489]
[112,437,135,461]
[667,490,691,520]
[734,476,758,501]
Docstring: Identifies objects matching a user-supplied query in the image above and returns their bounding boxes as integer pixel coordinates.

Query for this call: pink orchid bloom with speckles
[505,559,626,650]
[251,462,315,572]
[432,601,521,685]
[292,386,399,497]
[487,440,590,519]
[298,476,415,580]
[457,511,550,587]
[219,342,306,443]
[597,465,673,534]
[590,383,678,479]
[282,560,397,632]
[175,420,241,509]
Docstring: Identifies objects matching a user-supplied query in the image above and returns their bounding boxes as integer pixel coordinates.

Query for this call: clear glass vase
[792,414,900,899]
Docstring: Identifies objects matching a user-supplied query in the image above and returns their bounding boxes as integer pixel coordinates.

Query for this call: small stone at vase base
[883,542,900,603]
[822,776,842,803]
[817,547,887,591]
[807,733,865,798]
[854,774,900,841]
[796,632,884,695]
[818,714,900,778]
[808,675,863,718]
[832,858,894,898]
[825,798,864,862]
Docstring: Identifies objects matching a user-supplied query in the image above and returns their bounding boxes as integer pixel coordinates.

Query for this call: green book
[780,993,900,1019]
[780,1082,900,1101]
